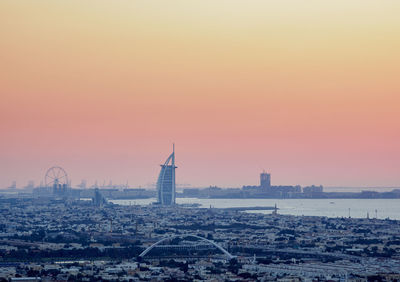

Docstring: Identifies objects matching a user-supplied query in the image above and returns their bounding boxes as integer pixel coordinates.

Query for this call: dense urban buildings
[156,146,177,205]
[240,172,310,198]
[0,197,399,280]
[1,164,400,280]
[1,165,400,280]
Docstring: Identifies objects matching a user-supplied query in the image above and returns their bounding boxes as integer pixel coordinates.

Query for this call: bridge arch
[139,234,234,259]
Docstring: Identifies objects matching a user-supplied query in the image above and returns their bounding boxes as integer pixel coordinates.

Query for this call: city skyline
[2,162,400,191]
[1,1,400,188]
[1,2,400,280]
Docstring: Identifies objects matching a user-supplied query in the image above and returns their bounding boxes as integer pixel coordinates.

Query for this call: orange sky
[1,1,399,188]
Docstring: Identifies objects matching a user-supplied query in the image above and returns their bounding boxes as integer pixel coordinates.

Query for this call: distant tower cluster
[260,171,271,190]
[157,145,177,205]
[93,188,107,207]
[53,181,68,195]
[45,166,69,196]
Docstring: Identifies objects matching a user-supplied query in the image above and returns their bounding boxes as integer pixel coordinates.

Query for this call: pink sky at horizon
[1,1,399,189]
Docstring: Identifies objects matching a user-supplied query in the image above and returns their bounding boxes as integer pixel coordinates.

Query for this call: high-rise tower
[260,171,271,189]
[157,145,177,205]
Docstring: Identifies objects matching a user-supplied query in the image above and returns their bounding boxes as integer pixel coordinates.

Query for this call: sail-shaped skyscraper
[156,145,176,205]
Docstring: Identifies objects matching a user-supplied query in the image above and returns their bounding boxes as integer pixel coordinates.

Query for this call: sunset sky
[1,1,399,189]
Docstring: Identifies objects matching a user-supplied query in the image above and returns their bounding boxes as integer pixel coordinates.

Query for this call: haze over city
[1,1,400,189]
[2,2,400,281]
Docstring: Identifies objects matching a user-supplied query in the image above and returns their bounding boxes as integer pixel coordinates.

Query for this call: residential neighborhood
[0,198,399,281]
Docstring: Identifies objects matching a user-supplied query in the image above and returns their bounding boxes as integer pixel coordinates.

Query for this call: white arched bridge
[139,234,234,260]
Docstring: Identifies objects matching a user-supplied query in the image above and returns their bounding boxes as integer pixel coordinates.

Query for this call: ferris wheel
[45,166,69,187]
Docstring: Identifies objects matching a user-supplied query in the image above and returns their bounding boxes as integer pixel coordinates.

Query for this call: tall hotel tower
[156,145,177,205]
